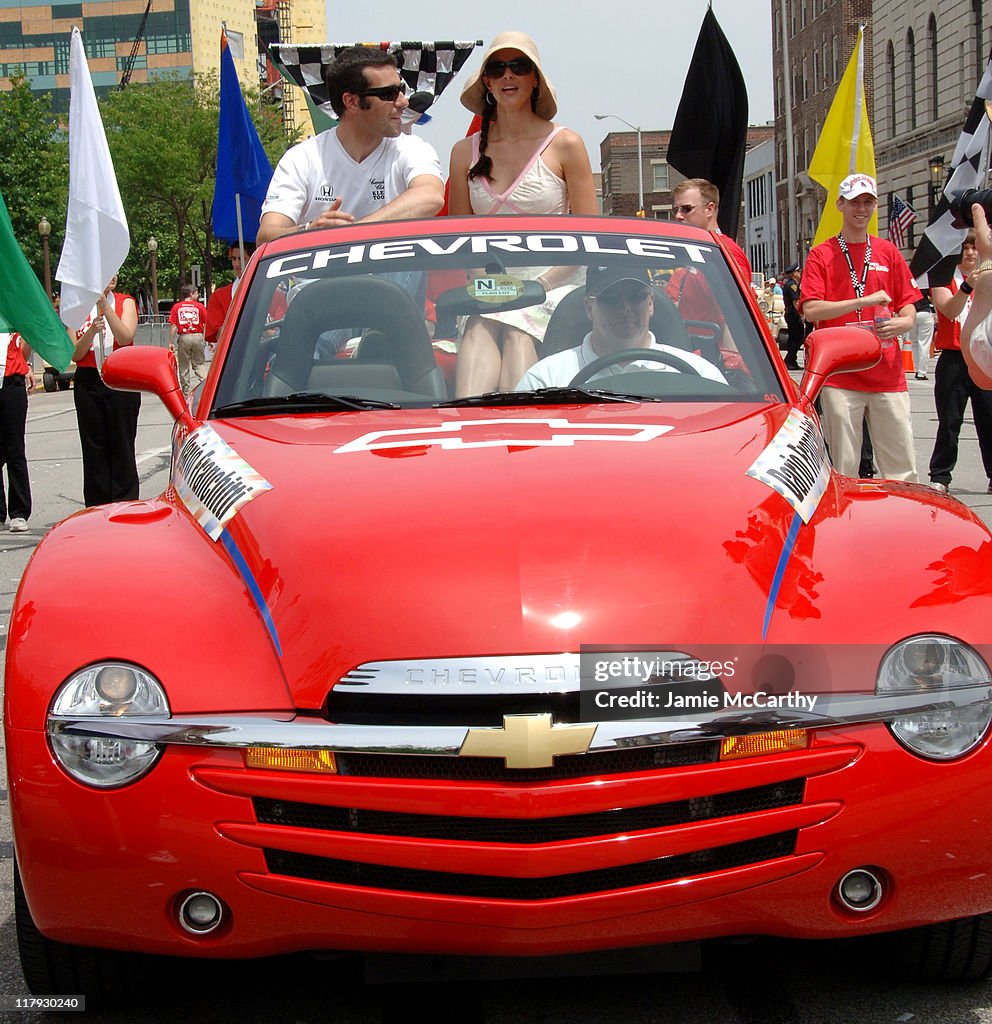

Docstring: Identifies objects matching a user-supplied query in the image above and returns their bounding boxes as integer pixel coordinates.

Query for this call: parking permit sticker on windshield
[469,275,525,302]
[747,409,829,523]
[174,424,272,541]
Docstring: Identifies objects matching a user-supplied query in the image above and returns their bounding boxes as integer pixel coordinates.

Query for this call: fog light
[178,891,224,934]
[836,868,884,912]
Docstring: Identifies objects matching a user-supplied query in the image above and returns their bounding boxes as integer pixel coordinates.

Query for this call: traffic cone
[902,336,914,372]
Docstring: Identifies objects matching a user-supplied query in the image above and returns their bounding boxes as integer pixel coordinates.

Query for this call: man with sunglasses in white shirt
[258,47,444,244]
[516,268,725,390]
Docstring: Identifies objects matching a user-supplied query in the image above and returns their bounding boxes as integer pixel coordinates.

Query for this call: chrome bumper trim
[47,685,992,756]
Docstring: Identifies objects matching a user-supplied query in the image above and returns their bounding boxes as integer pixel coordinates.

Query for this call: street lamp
[928,154,945,218]
[37,216,51,299]
[595,113,644,216]
[147,236,159,314]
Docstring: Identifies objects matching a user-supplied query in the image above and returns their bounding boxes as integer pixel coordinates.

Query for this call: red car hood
[187,403,987,707]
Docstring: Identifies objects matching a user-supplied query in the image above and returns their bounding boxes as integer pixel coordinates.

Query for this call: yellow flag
[808,27,876,246]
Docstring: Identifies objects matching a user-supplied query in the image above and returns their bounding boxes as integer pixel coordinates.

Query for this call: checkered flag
[911,54,992,287]
[269,41,480,128]
[887,194,917,250]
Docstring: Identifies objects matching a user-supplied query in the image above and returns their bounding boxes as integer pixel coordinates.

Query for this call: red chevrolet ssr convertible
[8,215,992,1003]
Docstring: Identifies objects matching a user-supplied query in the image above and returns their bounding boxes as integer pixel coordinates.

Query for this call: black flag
[667,8,748,237]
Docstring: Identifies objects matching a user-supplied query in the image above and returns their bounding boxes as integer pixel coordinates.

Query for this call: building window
[928,15,938,121]
[652,162,669,191]
[802,57,808,100]
[906,30,917,129]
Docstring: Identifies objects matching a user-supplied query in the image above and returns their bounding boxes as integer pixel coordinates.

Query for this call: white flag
[57,27,130,331]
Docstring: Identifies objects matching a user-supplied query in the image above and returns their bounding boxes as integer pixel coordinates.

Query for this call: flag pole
[235,192,245,267]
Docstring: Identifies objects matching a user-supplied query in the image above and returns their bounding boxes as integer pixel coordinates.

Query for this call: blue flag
[212,32,273,244]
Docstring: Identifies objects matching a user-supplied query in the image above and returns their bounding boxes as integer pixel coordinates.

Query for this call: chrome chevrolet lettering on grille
[459,714,597,768]
[337,655,583,695]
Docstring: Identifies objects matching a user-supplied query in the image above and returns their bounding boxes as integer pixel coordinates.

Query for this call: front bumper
[10,716,992,959]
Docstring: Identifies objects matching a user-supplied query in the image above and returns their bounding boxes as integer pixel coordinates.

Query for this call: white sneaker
[9,518,28,533]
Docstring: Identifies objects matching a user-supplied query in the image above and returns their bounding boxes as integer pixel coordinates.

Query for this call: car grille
[334,741,721,781]
[254,779,804,843]
[263,831,798,899]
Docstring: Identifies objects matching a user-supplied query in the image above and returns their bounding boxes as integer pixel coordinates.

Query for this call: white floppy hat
[460,31,558,119]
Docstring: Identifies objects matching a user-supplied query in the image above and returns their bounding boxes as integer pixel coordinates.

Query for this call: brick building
[599,125,774,241]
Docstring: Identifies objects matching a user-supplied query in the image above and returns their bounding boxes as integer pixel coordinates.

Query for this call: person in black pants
[0,332,34,531]
[781,263,804,370]
[71,279,141,507]
[929,233,992,493]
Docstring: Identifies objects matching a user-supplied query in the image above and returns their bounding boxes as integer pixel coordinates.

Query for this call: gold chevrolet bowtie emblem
[459,714,596,768]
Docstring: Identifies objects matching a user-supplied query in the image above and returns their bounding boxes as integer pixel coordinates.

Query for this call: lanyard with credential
[836,234,872,324]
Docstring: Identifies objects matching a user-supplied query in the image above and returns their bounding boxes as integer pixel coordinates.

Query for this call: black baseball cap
[586,266,652,298]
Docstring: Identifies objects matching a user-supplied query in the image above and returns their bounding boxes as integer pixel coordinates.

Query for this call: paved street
[0,367,992,1021]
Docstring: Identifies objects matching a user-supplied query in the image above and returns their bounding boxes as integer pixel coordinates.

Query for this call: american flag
[888,194,917,249]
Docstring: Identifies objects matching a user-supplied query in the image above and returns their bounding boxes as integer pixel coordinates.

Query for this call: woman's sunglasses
[484,57,534,78]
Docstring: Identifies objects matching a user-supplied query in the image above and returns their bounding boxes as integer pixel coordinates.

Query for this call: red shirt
[798,234,921,392]
[169,299,208,335]
[2,333,29,377]
[720,234,752,281]
[205,283,234,344]
[933,277,967,351]
[74,292,133,369]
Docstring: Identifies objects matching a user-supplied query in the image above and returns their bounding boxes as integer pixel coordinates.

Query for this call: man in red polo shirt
[169,283,208,394]
[205,244,247,346]
[799,173,920,481]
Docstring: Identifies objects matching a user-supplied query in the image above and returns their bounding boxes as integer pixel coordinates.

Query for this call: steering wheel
[569,348,703,385]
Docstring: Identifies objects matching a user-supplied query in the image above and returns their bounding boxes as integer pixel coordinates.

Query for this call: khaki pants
[177,333,206,394]
[820,386,917,481]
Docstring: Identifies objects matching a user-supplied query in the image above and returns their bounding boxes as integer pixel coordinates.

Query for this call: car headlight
[877,636,992,760]
[47,663,170,787]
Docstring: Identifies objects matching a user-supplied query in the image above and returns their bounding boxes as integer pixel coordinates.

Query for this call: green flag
[0,190,74,371]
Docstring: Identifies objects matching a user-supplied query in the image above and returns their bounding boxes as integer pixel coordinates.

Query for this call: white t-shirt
[262,129,443,226]
[515,333,727,391]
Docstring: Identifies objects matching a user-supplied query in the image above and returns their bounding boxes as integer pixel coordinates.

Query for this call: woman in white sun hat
[449,31,596,395]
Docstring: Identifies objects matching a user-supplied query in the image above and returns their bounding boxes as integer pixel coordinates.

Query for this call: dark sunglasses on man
[355,83,407,102]
[484,57,534,78]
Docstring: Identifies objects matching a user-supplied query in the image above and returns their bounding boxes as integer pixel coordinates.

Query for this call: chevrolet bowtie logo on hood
[460,714,597,768]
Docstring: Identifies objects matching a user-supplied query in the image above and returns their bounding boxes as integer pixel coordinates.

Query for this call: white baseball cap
[839,173,878,199]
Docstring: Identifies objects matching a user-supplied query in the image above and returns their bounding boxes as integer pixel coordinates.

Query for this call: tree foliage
[0,71,297,306]
[0,75,68,292]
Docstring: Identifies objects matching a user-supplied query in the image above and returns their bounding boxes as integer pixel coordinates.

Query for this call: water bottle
[874,305,892,338]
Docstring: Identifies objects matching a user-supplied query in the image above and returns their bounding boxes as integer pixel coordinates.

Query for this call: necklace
[836,234,871,323]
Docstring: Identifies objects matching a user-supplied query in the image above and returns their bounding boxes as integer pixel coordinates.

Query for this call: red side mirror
[102,346,194,429]
[798,326,882,408]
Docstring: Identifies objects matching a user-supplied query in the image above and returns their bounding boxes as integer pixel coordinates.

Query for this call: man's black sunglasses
[484,57,534,77]
[355,83,407,102]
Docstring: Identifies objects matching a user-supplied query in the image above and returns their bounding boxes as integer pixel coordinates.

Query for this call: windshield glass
[212,224,783,414]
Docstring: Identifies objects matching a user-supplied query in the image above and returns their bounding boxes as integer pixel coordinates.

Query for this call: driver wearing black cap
[515,267,725,390]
